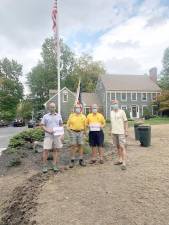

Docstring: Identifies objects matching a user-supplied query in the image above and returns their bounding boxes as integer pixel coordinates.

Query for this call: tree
[0,58,23,121]
[16,100,33,120]
[156,91,169,113]
[27,38,76,111]
[0,58,22,81]
[159,47,169,90]
[41,37,75,82]
[65,54,105,92]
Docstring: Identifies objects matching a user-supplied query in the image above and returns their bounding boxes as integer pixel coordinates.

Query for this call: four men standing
[41,100,128,172]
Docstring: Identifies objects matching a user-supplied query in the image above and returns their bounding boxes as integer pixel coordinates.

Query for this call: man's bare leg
[42,149,49,173]
[92,147,97,161]
[43,149,49,165]
[117,146,123,162]
[78,145,86,166]
[52,149,58,165]
[69,145,77,168]
[52,149,59,171]
[120,145,127,166]
[98,147,104,161]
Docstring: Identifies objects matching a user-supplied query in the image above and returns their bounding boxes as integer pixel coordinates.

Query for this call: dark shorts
[89,130,104,147]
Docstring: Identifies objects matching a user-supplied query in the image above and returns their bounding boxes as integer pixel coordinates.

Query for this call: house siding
[46,88,75,121]
[106,91,161,119]
[96,78,107,116]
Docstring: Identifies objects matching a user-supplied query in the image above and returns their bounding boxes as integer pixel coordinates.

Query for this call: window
[121,106,127,111]
[111,92,116,100]
[141,93,147,101]
[85,107,90,115]
[151,93,157,101]
[63,92,68,102]
[121,92,127,101]
[131,92,137,101]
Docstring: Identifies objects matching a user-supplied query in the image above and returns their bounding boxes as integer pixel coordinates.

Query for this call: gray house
[45,69,161,121]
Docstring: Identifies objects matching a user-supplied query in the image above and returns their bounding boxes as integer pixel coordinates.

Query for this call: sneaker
[52,165,59,172]
[99,159,104,164]
[114,161,123,165]
[69,159,75,168]
[89,160,97,164]
[121,165,127,170]
[79,159,86,167]
[42,165,48,173]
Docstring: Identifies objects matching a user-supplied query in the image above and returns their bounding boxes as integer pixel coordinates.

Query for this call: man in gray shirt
[41,102,63,173]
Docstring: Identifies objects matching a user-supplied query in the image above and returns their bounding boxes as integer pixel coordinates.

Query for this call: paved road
[0,126,27,155]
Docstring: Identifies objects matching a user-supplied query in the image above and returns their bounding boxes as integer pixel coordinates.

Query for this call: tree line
[1,37,169,121]
[0,38,105,121]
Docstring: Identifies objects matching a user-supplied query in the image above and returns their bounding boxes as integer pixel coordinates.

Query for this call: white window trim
[63,91,68,102]
[151,92,157,101]
[131,105,139,118]
[110,91,117,101]
[141,92,147,102]
[121,92,127,102]
[142,105,148,116]
[84,107,90,114]
[121,105,127,111]
[131,92,137,101]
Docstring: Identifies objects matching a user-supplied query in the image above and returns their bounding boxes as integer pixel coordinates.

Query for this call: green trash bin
[134,123,143,140]
[138,125,151,147]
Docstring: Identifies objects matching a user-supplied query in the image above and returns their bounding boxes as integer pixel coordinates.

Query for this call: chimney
[149,67,157,83]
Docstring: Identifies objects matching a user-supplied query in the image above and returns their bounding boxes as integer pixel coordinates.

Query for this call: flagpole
[53,0,61,114]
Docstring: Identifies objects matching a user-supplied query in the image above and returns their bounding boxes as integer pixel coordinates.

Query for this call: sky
[0,0,169,94]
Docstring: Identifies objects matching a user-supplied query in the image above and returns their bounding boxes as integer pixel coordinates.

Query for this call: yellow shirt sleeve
[66,114,72,128]
[100,114,106,127]
[86,114,89,126]
[83,115,87,130]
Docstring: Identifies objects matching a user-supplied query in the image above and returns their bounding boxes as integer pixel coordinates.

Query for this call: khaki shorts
[69,130,84,145]
[112,134,126,147]
[43,136,63,150]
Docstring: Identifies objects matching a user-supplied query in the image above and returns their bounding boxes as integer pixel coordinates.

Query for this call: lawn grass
[128,117,169,126]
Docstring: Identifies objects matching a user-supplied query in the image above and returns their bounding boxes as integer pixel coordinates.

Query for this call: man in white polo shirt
[110,100,128,170]
[41,102,64,173]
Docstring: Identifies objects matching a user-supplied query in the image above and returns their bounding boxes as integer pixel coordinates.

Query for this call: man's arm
[124,120,128,136]
[122,111,128,136]
[101,114,106,128]
[40,117,53,134]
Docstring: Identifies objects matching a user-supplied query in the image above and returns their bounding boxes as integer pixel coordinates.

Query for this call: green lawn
[128,117,169,126]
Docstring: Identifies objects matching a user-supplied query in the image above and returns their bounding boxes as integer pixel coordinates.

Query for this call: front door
[132,105,139,118]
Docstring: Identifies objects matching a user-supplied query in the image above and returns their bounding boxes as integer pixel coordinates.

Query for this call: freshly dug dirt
[33,124,169,225]
[0,172,50,225]
[1,125,169,225]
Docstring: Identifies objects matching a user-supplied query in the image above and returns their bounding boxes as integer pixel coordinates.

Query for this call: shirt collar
[49,112,57,115]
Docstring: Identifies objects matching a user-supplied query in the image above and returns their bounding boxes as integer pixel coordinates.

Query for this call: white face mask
[75,108,81,113]
[92,108,97,113]
[112,104,119,110]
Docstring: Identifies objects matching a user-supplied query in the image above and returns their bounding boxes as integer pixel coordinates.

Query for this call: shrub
[9,128,44,148]
[8,156,21,167]
[124,109,131,119]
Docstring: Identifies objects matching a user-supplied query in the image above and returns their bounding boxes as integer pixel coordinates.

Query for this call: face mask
[92,108,97,113]
[75,108,81,113]
[112,104,119,110]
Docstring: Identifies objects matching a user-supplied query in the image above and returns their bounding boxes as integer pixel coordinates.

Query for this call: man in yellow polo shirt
[86,104,106,164]
[67,104,87,168]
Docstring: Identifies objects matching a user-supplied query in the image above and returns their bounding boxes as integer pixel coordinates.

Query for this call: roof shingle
[101,75,161,92]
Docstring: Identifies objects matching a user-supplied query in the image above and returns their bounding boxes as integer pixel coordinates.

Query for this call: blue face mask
[112,104,119,110]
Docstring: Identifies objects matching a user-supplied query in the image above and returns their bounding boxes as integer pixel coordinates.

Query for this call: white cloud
[0,0,169,94]
[93,13,169,74]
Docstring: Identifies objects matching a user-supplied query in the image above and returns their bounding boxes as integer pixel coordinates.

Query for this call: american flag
[52,0,58,32]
